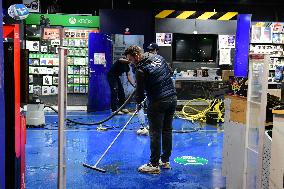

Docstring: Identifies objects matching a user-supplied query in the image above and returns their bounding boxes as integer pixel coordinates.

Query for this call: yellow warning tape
[197,12,217,20]
[176,11,196,19]
[218,12,238,20]
[155,10,238,20]
[155,10,175,18]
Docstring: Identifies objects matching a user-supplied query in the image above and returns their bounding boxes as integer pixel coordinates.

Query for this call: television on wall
[172,33,218,62]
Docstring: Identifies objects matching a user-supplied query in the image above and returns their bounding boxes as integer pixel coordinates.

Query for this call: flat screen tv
[173,33,218,62]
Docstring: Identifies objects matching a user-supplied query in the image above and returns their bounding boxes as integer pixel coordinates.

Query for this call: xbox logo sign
[69,17,77,24]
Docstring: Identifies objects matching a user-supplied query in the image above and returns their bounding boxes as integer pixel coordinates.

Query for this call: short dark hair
[124,45,142,57]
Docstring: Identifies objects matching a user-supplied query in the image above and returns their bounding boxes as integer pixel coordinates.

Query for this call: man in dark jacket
[125,45,177,174]
[107,58,135,113]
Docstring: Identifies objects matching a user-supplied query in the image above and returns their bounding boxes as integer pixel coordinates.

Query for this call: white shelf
[268,82,282,84]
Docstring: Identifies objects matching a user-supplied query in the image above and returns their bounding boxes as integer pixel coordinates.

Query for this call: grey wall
[155,18,237,71]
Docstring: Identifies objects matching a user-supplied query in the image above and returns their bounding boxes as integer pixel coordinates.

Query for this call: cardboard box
[226,95,247,124]
[222,70,234,81]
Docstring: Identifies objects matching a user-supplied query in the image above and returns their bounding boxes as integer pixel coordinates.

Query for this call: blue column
[234,14,252,77]
[0,0,5,188]
[88,33,112,112]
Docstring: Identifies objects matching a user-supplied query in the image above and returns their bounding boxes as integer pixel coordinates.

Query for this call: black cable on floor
[44,90,135,126]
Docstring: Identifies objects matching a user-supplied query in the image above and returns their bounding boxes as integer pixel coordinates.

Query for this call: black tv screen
[173,34,217,62]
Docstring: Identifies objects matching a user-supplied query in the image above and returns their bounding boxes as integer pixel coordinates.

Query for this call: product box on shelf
[43,76,53,85]
[29,75,33,83]
[67,76,73,84]
[42,86,51,95]
[29,85,33,94]
[26,40,40,51]
[50,86,58,95]
[33,85,42,96]
[68,66,74,74]
[53,67,59,75]
[67,85,74,93]
[74,85,80,93]
[80,85,86,93]
[53,77,58,85]
[74,77,80,84]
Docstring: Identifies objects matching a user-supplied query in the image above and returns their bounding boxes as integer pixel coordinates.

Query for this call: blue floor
[26,111,226,189]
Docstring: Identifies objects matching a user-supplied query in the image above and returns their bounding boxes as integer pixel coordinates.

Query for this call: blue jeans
[147,95,177,165]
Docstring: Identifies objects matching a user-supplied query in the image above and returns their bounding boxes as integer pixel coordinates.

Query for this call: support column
[234,14,252,77]
[0,0,5,188]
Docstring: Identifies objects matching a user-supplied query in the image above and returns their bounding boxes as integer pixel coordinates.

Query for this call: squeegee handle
[94,109,139,167]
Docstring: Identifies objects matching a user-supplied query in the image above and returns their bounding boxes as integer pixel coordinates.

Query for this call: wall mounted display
[172,33,218,62]
[156,33,172,46]
[26,14,98,97]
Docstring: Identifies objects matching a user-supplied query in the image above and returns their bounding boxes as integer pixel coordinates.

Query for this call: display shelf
[63,46,88,48]
[248,100,262,105]
[68,74,88,76]
[29,65,59,67]
[268,82,282,84]
[270,56,284,58]
[67,55,87,57]
[250,42,284,45]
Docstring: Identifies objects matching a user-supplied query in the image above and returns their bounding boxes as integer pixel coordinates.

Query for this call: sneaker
[136,127,149,135]
[116,111,124,115]
[121,109,130,114]
[159,160,171,169]
[138,163,160,174]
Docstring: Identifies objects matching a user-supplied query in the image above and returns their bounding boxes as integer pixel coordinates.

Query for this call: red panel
[14,24,21,158]
[3,24,21,158]
[20,116,26,189]
[3,25,15,38]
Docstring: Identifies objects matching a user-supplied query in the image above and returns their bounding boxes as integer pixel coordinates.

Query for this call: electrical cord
[176,98,224,123]
[44,90,136,126]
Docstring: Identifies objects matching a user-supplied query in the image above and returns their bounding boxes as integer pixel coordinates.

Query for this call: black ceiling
[3,0,284,14]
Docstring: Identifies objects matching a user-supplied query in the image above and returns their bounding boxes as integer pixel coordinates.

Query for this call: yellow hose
[178,98,224,123]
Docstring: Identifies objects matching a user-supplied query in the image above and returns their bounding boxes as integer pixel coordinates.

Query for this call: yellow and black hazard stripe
[155,10,238,20]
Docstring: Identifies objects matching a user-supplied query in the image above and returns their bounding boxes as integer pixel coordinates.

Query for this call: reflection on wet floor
[26,112,225,189]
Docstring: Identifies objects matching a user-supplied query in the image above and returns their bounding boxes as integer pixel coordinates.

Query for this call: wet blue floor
[26,111,226,189]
